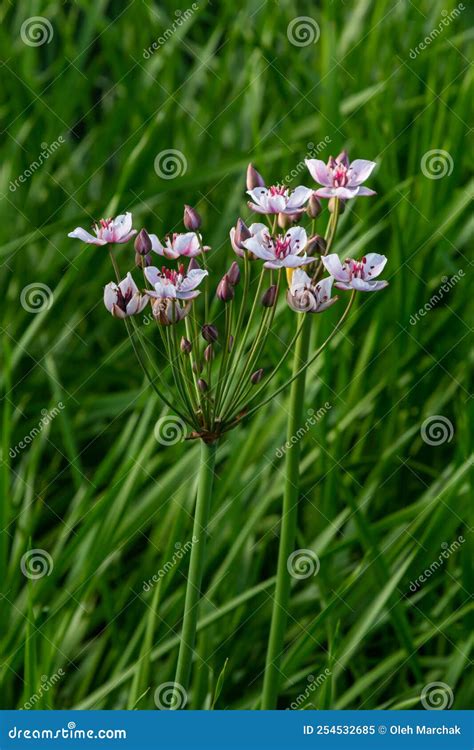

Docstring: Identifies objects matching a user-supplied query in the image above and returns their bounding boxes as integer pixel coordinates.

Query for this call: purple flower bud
[306,194,322,219]
[216,274,234,303]
[246,163,265,190]
[261,285,278,308]
[183,204,202,231]
[197,378,208,392]
[180,337,192,354]
[336,149,349,167]
[202,324,218,343]
[134,228,152,255]
[306,235,326,256]
[277,212,290,230]
[188,257,201,272]
[234,218,251,250]
[251,368,264,384]
[204,344,214,362]
[227,261,241,286]
[193,361,203,374]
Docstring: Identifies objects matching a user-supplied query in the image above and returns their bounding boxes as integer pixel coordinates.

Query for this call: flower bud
[234,218,251,250]
[188,257,201,272]
[202,324,218,343]
[227,261,240,286]
[197,378,208,392]
[329,197,346,214]
[183,204,201,231]
[246,163,265,190]
[228,335,234,352]
[216,275,234,303]
[306,235,326,256]
[261,285,278,308]
[307,194,322,219]
[204,344,214,362]
[251,368,264,384]
[180,337,192,354]
[336,149,349,167]
[135,228,152,255]
[277,212,290,230]
[193,361,203,374]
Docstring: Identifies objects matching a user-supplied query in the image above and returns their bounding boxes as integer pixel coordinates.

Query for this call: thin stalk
[173,440,217,703]
[261,318,311,709]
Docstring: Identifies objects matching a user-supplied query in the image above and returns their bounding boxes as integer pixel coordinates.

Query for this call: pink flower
[322,253,388,291]
[144,264,208,300]
[305,151,376,199]
[230,221,266,258]
[287,270,338,313]
[243,226,314,270]
[103,273,148,318]
[69,213,136,245]
[247,185,312,215]
[149,232,210,259]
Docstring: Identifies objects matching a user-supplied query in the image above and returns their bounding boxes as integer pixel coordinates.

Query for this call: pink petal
[322,254,351,282]
[286,186,312,210]
[347,159,376,187]
[68,227,106,245]
[305,159,332,187]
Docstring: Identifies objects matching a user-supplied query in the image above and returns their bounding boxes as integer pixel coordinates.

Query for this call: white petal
[144,266,160,286]
[321,254,351,282]
[286,186,312,210]
[68,227,106,245]
[347,159,376,187]
[362,253,387,280]
[286,226,307,255]
[247,188,268,207]
[103,282,118,312]
[305,159,333,187]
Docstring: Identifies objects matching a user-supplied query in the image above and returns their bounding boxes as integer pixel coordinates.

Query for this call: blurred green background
[0,0,472,710]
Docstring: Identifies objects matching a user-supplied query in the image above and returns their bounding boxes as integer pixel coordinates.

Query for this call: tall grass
[0,0,472,710]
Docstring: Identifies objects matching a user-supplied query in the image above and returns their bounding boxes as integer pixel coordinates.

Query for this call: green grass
[0,0,472,710]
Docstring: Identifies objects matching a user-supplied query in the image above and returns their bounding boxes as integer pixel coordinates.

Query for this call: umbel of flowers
[68,149,387,707]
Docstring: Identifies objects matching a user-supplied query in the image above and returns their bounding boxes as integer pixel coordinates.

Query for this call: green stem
[173,440,217,704]
[260,316,311,710]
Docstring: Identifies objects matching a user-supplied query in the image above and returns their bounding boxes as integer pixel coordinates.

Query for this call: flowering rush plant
[69,148,387,708]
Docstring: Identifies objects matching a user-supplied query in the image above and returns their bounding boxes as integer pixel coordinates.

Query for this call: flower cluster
[68,150,388,441]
